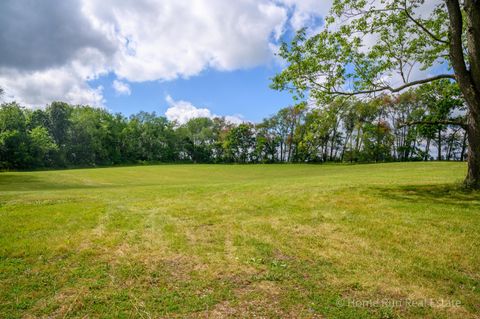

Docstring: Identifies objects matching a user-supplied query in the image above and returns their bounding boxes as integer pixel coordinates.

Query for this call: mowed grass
[0,163,479,318]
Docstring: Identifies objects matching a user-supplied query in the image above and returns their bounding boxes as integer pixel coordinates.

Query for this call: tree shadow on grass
[370,183,480,210]
[0,174,103,192]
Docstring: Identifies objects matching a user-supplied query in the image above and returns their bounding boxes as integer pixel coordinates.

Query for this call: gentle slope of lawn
[0,162,479,318]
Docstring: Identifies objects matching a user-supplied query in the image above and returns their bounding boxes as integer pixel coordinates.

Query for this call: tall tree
[224,124,255,163]
[255,118,281,162]
[177,117,216,163]
[28,127,58,167]
[414,80,466,160]
[0,103,30,168]
[272,0,480,188]
[271,105,306,162]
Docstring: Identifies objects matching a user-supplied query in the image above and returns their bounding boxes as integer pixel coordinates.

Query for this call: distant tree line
[0,80,467,169]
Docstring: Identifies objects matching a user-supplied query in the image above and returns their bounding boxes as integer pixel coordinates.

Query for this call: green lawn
[0,163,479,318]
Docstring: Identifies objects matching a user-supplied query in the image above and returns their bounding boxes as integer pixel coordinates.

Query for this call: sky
[0,0,331,123]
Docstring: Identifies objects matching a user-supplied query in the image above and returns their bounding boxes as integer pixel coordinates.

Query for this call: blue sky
[0,0,446,124]
[89,65,294,122]
[0,0,329,124]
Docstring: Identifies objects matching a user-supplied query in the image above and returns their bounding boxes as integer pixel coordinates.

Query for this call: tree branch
[319,74,456,96]
[402,5,449,44]
[399,119,467,129]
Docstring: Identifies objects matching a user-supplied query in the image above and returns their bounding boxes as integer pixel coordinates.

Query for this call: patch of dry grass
[1,162,479,318]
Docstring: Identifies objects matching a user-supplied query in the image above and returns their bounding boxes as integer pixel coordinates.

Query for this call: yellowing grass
[0,163,479,318]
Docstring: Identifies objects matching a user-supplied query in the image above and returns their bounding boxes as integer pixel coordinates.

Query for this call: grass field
[0,162,479,318]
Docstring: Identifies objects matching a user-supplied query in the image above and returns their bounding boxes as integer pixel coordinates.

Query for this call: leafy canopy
[271,0,453,103]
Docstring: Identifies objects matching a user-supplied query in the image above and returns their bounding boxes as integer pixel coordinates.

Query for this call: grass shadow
[369,183,480,209]
[0,173,103,192]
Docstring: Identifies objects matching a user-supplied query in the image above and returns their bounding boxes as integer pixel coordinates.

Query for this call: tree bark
[466,112,480,187]
[446,0,480,188]
[329,123,338,161]
[460,130,468,161]
[437,128,442,161]
[424,138,431,161]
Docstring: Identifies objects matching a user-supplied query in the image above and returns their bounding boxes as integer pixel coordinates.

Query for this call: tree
[298,104,341,162]
[177,117,215,163]
[361,121,394,162]
[122,112,176,163]
[272,0,480,188]
[224,124,255,163]
[269,105,306,162]
[26,109,50,131]
[67,106,114,166]
[383,92,419,161]
[0,103,30,168]
[46,102,72,165]
[211,117,234,163]
[28,127,58,167]
[255,118,281,162]
[414,80,466,160]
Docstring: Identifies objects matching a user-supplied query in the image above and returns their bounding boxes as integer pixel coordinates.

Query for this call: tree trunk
[446,0,480,188]
[322,141,328,162]
[424,138,430,161]
[437,128,442,161]
[465,112,480,188]
[329,125,337,161]
[340,130,351,162]
[446,135,453,161]
[287,122,294,162]
[410,134,417,160]
[279,141,283,162]
[354,126,362,162]
[460,130,468,161]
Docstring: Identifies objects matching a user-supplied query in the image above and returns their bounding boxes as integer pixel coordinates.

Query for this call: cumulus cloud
[112,80,131,95]
[0,0,328,107]
[280,0,332,31]
[0,46,109,107]
[0,0,116,72]
[223,115,246,125]
[0,0,113,107]
[0,70,104,107]
[165,95,244,125]
[83,0,288,82]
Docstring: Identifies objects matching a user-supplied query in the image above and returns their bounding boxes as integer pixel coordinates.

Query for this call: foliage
[224,123,255,163]
[0,83,468,170]
[270,0,480,188]
[271,0,451,102]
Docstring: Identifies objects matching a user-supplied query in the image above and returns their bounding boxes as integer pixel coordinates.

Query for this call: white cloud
[0,43,109,107]
[83,0,288,82]
[165,95,213,124]
[112,80,131,95]
[0,0,329,107]
[280,0,332,31]
[224,115,245,125]
[0,0,116,72]
[165,95,244,125]
[0,0,446,109]
[0,66,105,107]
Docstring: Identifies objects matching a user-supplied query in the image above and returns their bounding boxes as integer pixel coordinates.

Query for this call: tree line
[270,0,480,188]
[0,80,467,170]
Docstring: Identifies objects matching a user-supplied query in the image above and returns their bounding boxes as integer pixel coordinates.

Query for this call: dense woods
[0,80,467,169]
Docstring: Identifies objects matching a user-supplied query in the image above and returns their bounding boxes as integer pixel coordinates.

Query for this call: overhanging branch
[399,119,467,129]
[402,4,449,44]
[320,74,456,96]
